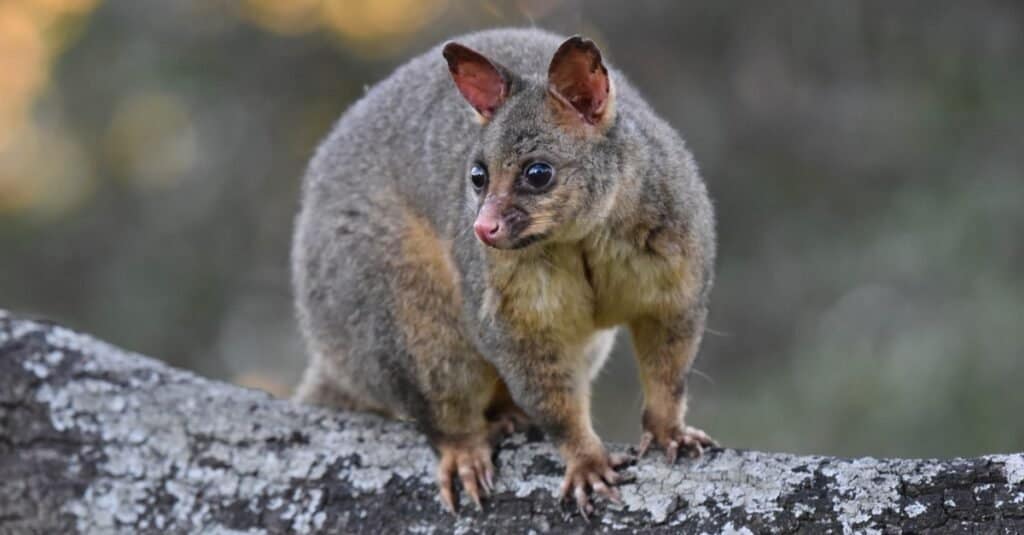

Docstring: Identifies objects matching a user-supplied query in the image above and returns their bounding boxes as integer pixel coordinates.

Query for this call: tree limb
[1,310,1022,533]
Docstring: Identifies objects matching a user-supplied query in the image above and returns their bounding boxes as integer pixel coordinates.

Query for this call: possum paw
[559,446,634,519]
[436,439,495,513]
[637,424,717,464]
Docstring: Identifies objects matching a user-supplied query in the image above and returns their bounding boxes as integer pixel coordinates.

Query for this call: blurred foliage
[1,0,1022,458]
[0,0,98,217]
[242,0,448,52]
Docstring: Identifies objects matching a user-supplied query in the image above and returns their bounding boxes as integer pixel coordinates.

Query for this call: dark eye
[523,162,555,190]
[469,163,488,191]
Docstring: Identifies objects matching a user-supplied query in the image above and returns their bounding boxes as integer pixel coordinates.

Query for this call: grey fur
[291,28,715,505]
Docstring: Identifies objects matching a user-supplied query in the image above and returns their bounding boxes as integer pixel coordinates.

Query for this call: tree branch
[1,310,1022,533]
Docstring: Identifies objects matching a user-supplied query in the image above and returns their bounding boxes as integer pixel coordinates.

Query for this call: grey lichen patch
[996,454,1024,487]
[901,458,943,486]
[904,500,927,518]
[820,457,901,534]
[987,454,1024,512]
[3,311,1024,534]
[313,416,436,492]
[22,357,50,378]
[496,441,563,500]
[617,450,820,525]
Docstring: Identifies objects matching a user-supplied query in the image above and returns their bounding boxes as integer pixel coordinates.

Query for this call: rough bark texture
[1,310,1022,534]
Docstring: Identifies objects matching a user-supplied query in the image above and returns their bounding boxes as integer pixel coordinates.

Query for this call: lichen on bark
[1,311,1022,533]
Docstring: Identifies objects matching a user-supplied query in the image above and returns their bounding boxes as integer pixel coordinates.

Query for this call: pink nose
[473,216,502,245]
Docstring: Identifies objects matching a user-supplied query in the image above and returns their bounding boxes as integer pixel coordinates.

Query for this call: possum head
[444,36,624,250]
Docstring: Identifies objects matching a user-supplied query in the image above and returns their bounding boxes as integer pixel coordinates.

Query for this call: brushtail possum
[292,28,716,516]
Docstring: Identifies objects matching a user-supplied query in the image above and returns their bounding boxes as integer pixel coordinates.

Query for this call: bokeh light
[242,0,449,55]
[0,0,98,218]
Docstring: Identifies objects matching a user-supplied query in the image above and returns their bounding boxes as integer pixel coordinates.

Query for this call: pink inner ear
[561,74,608,121]
[444,43,507,119]
[454,63,506,117]
[548,37,610,125]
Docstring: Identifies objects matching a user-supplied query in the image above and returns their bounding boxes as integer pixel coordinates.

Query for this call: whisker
[689,367,715,386]
[704,326,729,337]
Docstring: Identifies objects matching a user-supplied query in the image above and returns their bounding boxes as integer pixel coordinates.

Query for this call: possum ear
[547,36,615,130]
[443,42,509,122]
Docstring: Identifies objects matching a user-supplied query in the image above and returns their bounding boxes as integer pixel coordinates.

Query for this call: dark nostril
[488,222,500,236]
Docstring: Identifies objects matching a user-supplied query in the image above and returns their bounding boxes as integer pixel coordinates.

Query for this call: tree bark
[1,310,1022,534]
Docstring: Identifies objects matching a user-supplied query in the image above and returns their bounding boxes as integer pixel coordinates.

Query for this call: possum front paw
[436,437,495,513]
[558,441,634,519]
[637,423,717,463]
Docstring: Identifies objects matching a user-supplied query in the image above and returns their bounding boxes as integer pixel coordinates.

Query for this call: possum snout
[474,197,530,249]
[474,201,505,247]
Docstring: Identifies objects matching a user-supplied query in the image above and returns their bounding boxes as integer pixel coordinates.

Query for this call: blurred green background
[2,0,1022,459]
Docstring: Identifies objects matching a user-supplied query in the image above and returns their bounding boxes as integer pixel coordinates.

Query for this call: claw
[437,456,456,513]
[436,440,494,514]
[476,470,491,496]
[559,446,631,518]
[688,426,718,448]
[588,474,608,496]
[475,459,493,495]
[439,479,456,513]
[609,451,635,468]
[458,465,483,509]
[637,431,654,458]
[637,424,717,464]
[616,470,637,484]
[666,439,679,464]
[559,478,571,500]
[574,482,591,520]
[606,486,622,505]
[588,473,621,504]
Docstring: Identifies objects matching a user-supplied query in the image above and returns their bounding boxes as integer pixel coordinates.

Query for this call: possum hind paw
[436,439,495,513]
[637,424,717,464]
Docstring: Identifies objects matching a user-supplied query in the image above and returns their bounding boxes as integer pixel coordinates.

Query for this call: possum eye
[522,162,555,191]
[469,163,488,192]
